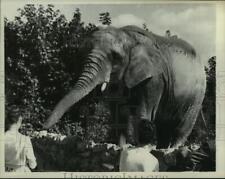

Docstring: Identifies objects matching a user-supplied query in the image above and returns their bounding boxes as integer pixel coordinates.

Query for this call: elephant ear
[124,45,164,88]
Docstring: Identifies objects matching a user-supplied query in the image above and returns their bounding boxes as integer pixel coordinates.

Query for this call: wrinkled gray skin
[43,25,206,149]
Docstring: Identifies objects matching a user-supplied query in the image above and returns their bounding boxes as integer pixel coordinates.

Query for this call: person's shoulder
[5,131,15,143]
[5,130,18,138]
[18,133,32,143]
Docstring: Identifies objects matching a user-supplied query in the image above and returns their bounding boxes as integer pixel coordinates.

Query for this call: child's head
[5,105,23,132]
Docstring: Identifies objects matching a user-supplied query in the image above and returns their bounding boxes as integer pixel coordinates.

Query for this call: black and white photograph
[1,0,225,177]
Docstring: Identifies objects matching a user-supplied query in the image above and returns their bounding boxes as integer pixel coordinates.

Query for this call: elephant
[43,25,206,149]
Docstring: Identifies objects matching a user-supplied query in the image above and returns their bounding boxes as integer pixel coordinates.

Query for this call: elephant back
[121,25,196,58]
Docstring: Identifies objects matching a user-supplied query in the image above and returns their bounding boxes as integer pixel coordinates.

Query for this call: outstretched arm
[25,137,37,169]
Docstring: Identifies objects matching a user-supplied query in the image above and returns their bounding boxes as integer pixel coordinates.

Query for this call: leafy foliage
[203,56,216,130]
[5,4,108,141]
[203,56,216,134]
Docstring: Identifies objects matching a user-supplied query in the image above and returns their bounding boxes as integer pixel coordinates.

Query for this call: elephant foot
[126,117,155,146]
[126,117,137,145]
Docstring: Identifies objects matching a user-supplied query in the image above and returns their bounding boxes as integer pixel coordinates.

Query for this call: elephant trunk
[43,51,110,129]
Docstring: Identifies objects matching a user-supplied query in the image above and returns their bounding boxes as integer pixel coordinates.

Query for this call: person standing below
[5,105,37,172]
[119,134,159,172]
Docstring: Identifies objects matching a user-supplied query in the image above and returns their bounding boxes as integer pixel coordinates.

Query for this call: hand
[175,146,201,170]
[189,151,208,165]
[178,147,208,171]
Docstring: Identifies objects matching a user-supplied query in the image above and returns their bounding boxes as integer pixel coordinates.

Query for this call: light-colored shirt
[119,146,159,172]
[5,130,37,172]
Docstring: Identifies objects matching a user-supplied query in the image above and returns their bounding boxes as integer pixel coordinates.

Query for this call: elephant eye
[111,51,123,64]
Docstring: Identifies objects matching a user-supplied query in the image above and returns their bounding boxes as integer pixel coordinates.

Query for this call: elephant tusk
[101,82,107,92]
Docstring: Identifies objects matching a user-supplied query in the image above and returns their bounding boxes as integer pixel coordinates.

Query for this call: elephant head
[43,26,163,129]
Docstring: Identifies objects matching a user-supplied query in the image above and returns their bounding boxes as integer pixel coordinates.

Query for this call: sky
[2,2,216,65]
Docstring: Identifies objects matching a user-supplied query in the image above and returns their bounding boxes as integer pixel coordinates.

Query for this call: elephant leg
[133,75,164,145]
[127,115,137,145]
[171,103,202,148]
[155,122,174,149]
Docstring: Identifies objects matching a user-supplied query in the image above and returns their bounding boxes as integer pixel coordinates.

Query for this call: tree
[205,56,216,97]
[99,12,111,26]
[5,4,110,141]
[200,56,216,139]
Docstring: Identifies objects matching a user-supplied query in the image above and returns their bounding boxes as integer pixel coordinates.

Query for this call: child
[5,105,37,172]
